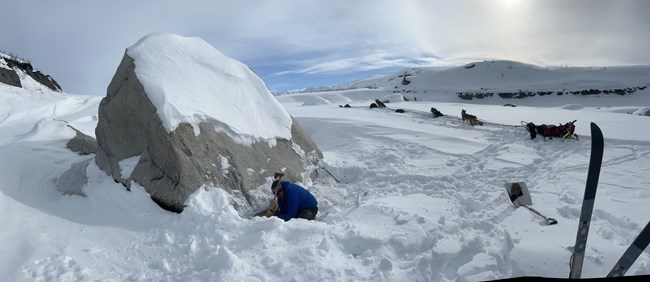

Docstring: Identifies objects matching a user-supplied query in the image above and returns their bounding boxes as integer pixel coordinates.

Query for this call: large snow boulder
[95,33,322,214]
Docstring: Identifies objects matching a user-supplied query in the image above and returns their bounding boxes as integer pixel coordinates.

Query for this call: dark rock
[66,126,98,155]
[0,66,21,88]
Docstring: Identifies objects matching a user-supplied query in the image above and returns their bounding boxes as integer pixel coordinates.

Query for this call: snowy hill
[313,60,650,106]
[1,54,650,281]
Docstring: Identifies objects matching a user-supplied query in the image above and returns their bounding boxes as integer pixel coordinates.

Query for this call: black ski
[607,220,650,277]
[569,122,604,278]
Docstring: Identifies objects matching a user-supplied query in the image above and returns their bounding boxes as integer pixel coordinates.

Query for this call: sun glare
[498,0,522,10]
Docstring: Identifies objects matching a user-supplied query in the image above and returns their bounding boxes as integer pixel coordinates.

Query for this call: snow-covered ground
[1,53,650,281]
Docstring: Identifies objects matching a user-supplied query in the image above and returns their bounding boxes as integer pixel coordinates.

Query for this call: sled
[520,121,579,141]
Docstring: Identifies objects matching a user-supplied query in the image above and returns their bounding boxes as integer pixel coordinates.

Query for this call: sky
[1,33,650,280]
[2,0,650,96]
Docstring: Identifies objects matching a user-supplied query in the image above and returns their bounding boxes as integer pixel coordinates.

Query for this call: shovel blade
[546,218,558,225]
[504,182,533,207]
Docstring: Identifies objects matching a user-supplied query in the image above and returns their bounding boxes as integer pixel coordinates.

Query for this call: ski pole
[322,166,341,183]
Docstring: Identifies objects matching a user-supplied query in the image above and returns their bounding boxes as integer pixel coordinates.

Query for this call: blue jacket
[276,181,318,221]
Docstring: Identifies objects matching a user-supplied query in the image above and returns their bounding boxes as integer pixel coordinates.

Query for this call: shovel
[505,182,558,225]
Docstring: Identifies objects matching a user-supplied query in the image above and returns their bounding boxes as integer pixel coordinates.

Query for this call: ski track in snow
[297,104,650,279]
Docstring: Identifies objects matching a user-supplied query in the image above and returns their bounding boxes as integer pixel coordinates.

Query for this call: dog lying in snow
[431,107,444,118]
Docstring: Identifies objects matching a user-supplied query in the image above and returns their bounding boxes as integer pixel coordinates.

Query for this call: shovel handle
[524,205,558,225]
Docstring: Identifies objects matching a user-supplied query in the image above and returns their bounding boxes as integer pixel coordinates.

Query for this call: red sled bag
[526,120,577,140]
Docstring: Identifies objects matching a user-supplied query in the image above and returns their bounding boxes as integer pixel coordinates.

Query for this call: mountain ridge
[301,60,650,99]
[0,51,62,92]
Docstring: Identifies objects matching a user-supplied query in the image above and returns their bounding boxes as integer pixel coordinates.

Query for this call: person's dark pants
[296,207,318,220]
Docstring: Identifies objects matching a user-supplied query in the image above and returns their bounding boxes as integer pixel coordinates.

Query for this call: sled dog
[461,109,483,126]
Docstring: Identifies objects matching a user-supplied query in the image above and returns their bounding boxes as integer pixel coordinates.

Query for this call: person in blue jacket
[270,179,318,221]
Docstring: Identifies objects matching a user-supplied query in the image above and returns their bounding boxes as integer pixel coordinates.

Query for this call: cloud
[275,52,440,76]
[2,0,649,94]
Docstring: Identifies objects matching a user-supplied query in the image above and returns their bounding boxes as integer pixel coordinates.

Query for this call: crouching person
[267,179,318,221]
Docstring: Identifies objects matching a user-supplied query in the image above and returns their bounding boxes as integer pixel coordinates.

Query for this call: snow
[2,49,650,281]
[127,33,292,144]
[118,156,140,179]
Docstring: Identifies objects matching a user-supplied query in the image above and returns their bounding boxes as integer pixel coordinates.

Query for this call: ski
[569,122,604,278]
[607,220,650,277]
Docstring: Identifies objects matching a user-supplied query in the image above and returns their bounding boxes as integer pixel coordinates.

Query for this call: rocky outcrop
[95,50,322,214]
[0,66,21,88]
[66,126,98,155]
[457,86,648,100]
[0,55,62,91]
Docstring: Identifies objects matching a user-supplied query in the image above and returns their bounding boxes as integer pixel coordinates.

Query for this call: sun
[498,0,522,9]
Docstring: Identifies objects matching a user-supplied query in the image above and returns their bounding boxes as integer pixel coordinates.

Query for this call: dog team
[429,107,483,126]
